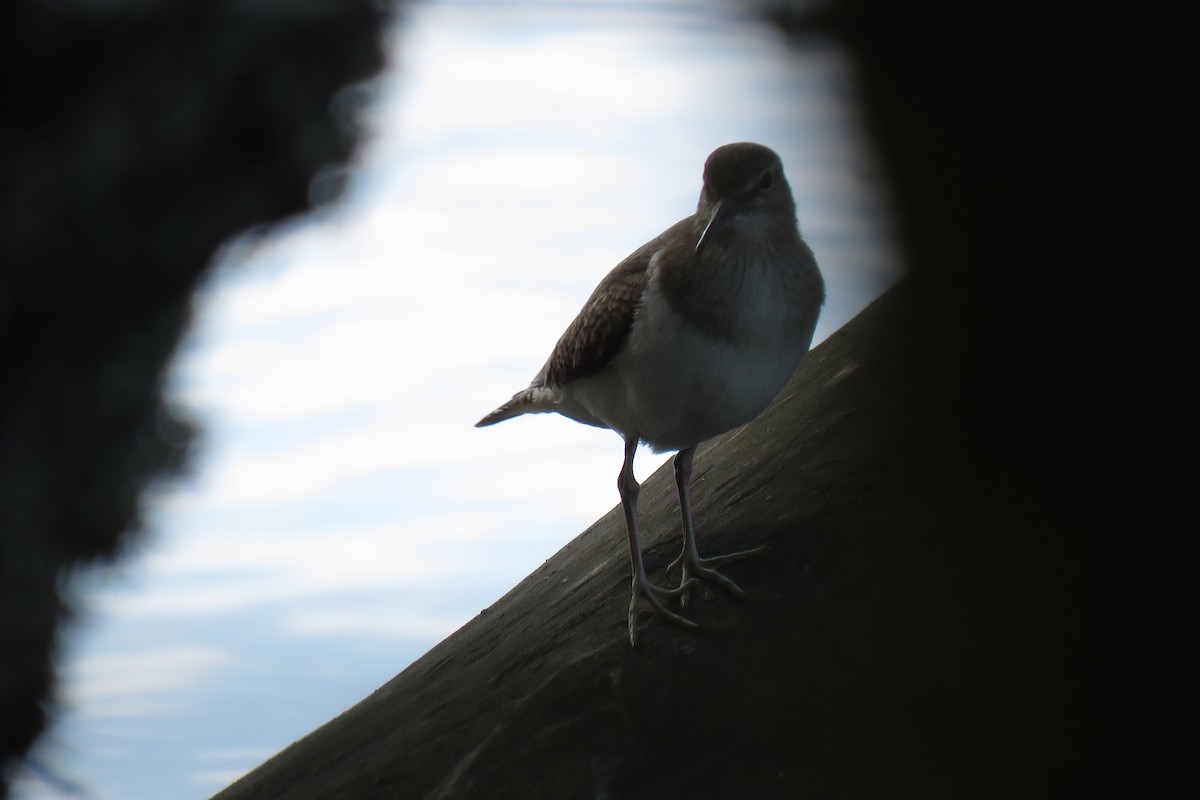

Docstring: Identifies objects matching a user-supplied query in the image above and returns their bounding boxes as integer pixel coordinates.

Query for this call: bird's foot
[628,576,699,647]
[667,545,766,608]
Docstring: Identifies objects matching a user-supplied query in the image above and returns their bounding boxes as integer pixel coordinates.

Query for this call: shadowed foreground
[214,282,1077,799]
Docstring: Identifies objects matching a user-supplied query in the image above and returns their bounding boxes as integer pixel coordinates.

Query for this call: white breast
[568,252,817,452]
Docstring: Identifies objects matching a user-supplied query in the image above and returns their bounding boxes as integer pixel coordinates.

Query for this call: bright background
[16,2,900,798]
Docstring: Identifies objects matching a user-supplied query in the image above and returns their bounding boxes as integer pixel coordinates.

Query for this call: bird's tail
[475,387,547,428]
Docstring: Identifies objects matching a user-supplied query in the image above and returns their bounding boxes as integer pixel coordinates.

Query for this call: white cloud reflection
[62,646,240,720]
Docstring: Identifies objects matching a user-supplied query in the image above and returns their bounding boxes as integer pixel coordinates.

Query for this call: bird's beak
[695,199,734,254]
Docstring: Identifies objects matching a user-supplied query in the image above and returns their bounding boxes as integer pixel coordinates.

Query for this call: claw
[647,575,698,599]
[673,547,767,608]
[628,576,700,647]
[670,448,766,608]
[667,544,767,577]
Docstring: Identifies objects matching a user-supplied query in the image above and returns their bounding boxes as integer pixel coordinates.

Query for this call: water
[14,2,899,798]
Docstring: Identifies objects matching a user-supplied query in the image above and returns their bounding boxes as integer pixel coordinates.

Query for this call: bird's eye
[758,170,775,190]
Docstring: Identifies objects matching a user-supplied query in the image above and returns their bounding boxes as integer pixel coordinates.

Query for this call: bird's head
[695,142,795,254]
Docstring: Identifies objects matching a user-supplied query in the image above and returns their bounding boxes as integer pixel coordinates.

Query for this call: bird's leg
[619,436,699,647]
[667,447,765,608]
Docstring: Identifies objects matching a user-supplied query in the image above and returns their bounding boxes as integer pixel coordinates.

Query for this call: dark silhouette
[0,1,387,794]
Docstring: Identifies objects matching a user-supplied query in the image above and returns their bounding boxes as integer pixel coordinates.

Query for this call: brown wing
[539,218,693,387]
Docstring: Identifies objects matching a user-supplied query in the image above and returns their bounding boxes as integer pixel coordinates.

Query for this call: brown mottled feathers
[539,218,693,387]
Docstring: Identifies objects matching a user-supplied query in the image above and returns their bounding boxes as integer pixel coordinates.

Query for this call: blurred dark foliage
[0,0,388,793]
[773,0,1192,793]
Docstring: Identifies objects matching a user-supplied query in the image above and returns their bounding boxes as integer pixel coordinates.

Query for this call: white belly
[568,270,814,452]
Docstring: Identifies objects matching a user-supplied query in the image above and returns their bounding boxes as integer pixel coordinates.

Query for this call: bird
[476,142,824,646]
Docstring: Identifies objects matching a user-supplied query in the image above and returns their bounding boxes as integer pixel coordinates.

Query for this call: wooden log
[214,280,1081,799]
